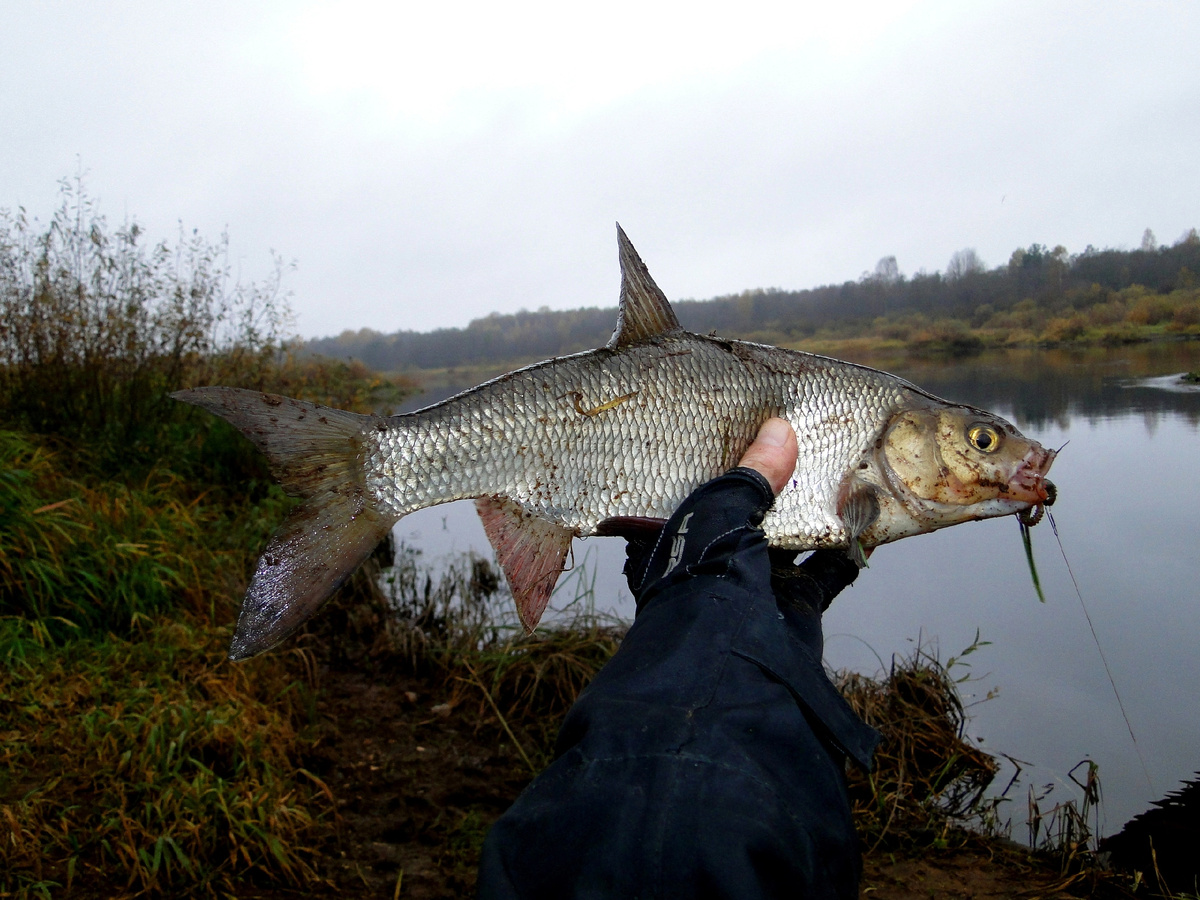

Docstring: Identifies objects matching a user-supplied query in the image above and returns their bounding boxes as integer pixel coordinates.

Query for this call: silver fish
[175,227,1057,660]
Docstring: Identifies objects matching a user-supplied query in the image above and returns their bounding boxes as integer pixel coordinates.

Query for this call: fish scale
[173,225,1055,660]
[366,335,905,543]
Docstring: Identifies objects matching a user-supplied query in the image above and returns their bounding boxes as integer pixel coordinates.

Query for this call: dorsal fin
[607,224,682,349]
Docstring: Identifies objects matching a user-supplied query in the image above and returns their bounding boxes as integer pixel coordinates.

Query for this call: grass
[0,420,608,897]
[0,426,340,897]
[0,428,269,642]
[836,636,1001,852]
[0,618,332,897]
[299,538,625,772]
[314,549,1004,851]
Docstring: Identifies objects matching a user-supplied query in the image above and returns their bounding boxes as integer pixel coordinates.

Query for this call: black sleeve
[478,468,879,900]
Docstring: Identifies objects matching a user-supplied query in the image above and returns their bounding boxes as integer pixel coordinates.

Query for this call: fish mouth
[999,445,1057,505]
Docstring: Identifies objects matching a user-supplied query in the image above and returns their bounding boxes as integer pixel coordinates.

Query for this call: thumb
[737,417,798,495]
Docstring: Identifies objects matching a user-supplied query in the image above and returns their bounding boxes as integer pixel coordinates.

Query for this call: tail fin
[173,387,394,660]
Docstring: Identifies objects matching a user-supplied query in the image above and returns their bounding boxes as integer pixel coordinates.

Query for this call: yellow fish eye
[967,423,1001,453]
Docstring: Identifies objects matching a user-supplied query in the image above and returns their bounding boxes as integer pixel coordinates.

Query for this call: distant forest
[305,231,1200,371]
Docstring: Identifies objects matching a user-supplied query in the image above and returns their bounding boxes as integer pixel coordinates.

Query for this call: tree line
[305,230,1200,371]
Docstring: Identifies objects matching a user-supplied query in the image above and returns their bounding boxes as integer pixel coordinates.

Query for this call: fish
[174,226,1057,660]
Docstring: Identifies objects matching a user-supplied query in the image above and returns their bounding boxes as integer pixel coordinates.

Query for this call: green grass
[0,426,336,897]
[0,616,332,896]
[0,428,294,643]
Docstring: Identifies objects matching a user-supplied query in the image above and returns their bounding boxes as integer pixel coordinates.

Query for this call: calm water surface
[394,342,1200,836]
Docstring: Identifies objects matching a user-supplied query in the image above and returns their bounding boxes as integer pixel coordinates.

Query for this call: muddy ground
[232,664,1124,899]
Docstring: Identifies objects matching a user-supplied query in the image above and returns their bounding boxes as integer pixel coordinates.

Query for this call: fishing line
[1047,508,1155,795]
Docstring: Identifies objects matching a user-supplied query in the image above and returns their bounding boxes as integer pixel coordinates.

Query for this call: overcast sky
[3,1,1198,339]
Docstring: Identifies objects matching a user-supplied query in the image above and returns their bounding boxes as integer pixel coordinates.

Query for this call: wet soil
[297,666,529,898]
[256,664,1114,899]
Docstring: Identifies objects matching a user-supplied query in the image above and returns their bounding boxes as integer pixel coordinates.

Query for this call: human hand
[621,418,798,595]
[621,418,864,615]
[743,419,865,615]
[768,548,862,619]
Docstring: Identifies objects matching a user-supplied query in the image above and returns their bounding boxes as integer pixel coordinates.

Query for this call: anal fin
[836,477,881,569]
[476,497,574,632]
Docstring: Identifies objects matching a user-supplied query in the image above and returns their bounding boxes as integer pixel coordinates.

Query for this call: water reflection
[888,343,1200,430]
[392,341,1200,838]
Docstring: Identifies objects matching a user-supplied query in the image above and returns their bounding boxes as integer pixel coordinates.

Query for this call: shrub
[1086,299,1127,327]
[1167,290,1200,330]
[907,319,983,356]
[1125,292,1174,326]
[0,176,291,463]
[838,638,999,848]
[1043,313,1088,343]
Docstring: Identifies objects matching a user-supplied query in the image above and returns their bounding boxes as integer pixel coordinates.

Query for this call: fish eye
[967,423,1001,453]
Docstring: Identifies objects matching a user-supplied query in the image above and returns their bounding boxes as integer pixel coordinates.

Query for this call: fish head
[878,405,1056,524]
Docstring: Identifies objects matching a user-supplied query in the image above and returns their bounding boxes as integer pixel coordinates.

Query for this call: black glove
[623,469,860,640]
[768,548,860,617]
[766,547,860,656]
[622,467,775,605]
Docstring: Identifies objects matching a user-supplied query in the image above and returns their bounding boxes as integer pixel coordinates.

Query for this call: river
[391,341,1200,838]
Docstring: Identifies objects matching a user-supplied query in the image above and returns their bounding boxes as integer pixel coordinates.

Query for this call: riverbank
[0,481,1116,900]
[252,659,1113,899]
[5,188,1190,897]
[0,535,1147,897]
[8,339,1200,895]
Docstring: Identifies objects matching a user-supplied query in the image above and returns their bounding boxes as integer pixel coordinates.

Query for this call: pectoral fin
[836,477,881,568]
[476,497,574,631]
